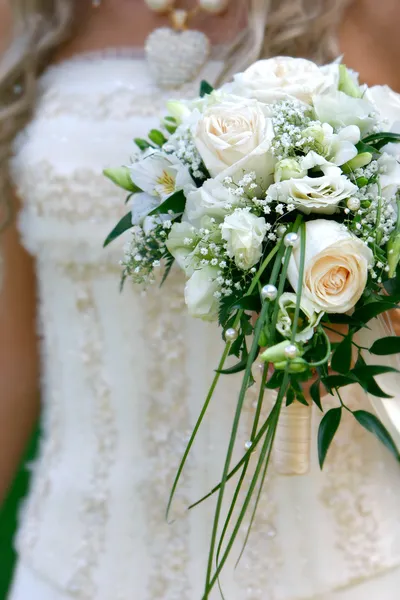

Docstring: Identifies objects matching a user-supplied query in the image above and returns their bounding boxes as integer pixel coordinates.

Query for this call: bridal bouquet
[104,57,400,597]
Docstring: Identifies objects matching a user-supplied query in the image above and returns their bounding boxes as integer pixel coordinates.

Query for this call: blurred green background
[0,429,39,599]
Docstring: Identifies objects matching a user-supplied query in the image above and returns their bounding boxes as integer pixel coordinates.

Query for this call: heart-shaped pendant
[145,27,210,89]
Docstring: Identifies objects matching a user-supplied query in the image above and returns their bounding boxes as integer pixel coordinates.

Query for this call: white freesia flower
[166,221,199,275]
[193,96,275,179]
[276,292,324,342]
[232,57,336,104]
[221,208,267,270]
[184,179,242,228]
[268,157,357,215]
[313,91,376,134]
[184,266,220,321]
[129,151,193,200]
[288,220,374,313]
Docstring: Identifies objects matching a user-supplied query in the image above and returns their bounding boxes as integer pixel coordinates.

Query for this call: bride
[1,0,400,598]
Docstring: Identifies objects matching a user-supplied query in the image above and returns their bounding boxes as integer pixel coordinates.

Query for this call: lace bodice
[10,52,400,600]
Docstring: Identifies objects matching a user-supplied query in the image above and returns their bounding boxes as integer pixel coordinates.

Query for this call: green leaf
[134,137,153,151]
[363,131,400,151]
[352,301,398,327]
[356,140,380,155]
[103,211,132,247]
[318,407,342,468]
[358,376,393,398]
[353,410,400,461]
[286,386,295,406]
[148,129,167,147]
[148,190,186,216]
[200,80,214,97]
[265,370,284,389]
[230,294,261,313]
[351,365,399,379]
[310,379,323,411]
[322,374,357,392]
[160,254,175,287]
[216,359,247,375]
[370,336,400,355]
[330,336,353,374]
[324,313,357,326]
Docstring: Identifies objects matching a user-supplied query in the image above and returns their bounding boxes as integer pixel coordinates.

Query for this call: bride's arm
[0,196,40,506]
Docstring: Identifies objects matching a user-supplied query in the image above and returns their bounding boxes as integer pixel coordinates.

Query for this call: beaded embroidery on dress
[8,51,400,600]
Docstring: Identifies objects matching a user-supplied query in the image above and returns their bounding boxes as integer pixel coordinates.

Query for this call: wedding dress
[8,50,400,600]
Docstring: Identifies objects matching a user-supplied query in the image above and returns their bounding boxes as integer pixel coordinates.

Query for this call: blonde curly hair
[0,0,348,228]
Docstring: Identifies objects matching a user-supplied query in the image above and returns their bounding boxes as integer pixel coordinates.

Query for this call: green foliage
[370,336,400,355]
[200,80,214,97]
[330,335,353,374]
[318,407,342,468]
[148,190,186,216]
[310,379,323,411]
[362,131,400,151]
[103,212,132,247]
[353,410,400,461]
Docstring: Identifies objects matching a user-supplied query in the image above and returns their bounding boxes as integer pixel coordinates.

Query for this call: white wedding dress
[8,50,400,600]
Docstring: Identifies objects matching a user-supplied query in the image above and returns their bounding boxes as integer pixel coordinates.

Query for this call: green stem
[203,300,270,594]
[376,179,383,245]
[202,373,290,599]
[305,327,332,368]
[166,245,279,521]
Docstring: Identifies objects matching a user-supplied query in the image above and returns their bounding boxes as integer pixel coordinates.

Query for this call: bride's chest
[10,56,220,226]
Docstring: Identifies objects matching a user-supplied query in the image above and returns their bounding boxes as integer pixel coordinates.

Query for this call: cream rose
[232,57,335,104]
[268,161,357,215]
[287,220,374,313]
[193,96,275,179]
[184,266,220,321]
[221,208,267,270]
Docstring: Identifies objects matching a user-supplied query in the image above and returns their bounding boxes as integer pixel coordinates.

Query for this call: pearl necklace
[92,0,229,87]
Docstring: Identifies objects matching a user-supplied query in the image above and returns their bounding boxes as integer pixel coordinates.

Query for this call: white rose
[183,179,242,228]
[276,292,324,342]
[288,220,374,313]
[221,208,267,270]
[313,91,376,134]
[232,57,336,105]
[129,151,193,200]
[184,266,220,321]
[268,159,357,215]
[193,96,275,179]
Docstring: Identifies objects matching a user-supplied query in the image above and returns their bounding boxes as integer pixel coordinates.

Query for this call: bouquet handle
[273,401,312,475]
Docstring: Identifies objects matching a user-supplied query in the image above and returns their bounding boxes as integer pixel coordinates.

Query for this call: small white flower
[185,266,221,321]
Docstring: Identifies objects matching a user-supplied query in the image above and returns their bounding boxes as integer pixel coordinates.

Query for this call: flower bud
[274,359,309,373]
[166,100,191,124]
[301,123,325,146]
[338,65,362,98]
[260,340,302,364]
[274,158,307,183]
[343,152,372,173]
[103,166,139,192]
